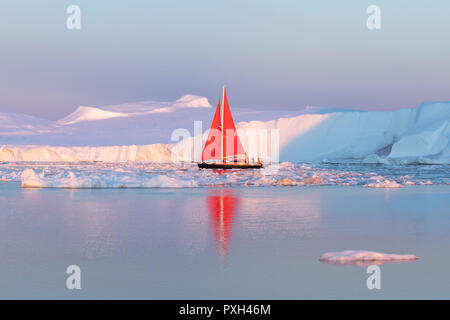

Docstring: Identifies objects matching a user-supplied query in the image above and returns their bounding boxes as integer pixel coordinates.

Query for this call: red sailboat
[198,86,263,169]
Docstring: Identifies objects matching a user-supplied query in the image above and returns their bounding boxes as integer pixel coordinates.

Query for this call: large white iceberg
[0,95,449,164]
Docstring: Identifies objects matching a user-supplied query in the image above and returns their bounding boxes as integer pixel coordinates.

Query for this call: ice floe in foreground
[320,250,418,266]
[20,167,198,189]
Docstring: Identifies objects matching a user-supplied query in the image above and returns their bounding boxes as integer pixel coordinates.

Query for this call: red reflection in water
[207,189,239,261]
[212,170,229,175]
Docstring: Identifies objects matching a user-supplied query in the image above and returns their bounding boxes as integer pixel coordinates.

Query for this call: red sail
[201,98,222,161]
[222,88,247,163]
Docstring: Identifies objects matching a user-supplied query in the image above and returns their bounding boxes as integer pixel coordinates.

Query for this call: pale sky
[1,0,449,119]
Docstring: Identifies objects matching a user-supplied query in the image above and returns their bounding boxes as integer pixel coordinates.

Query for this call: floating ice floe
[364,179,402,188]
[20,168,198,189]
[320,250,418,266]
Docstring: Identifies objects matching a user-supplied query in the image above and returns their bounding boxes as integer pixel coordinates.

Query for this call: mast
[222,85,225,164]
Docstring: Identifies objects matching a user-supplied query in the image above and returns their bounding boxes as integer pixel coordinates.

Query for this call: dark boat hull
[198,162,263,169]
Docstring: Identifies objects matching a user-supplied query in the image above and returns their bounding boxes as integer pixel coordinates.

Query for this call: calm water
[0,182,449,299]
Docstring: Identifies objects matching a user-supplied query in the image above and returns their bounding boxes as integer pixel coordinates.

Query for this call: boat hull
[198,162,263,169]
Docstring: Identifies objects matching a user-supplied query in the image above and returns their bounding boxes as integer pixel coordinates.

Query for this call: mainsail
[222,87,247,163]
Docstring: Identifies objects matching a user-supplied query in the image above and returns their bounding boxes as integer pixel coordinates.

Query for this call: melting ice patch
[320,250,418,266]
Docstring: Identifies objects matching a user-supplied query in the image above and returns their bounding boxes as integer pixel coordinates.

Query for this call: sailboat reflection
[207,189,239,264]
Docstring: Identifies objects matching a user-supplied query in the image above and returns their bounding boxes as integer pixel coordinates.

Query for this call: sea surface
[0,163,449,299]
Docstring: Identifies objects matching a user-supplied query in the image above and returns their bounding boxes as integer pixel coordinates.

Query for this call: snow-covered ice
[1,95,449,164]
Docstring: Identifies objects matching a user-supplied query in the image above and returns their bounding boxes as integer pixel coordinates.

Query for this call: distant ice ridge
[0,95,449,164]
[320,250,418,266]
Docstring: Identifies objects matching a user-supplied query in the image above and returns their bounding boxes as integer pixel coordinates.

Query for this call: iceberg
[0,95,449,164]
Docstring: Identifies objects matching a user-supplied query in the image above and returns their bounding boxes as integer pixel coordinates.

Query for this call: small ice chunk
[302,176,324,185]
[365,179,402,188]
[277,177,297,186]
